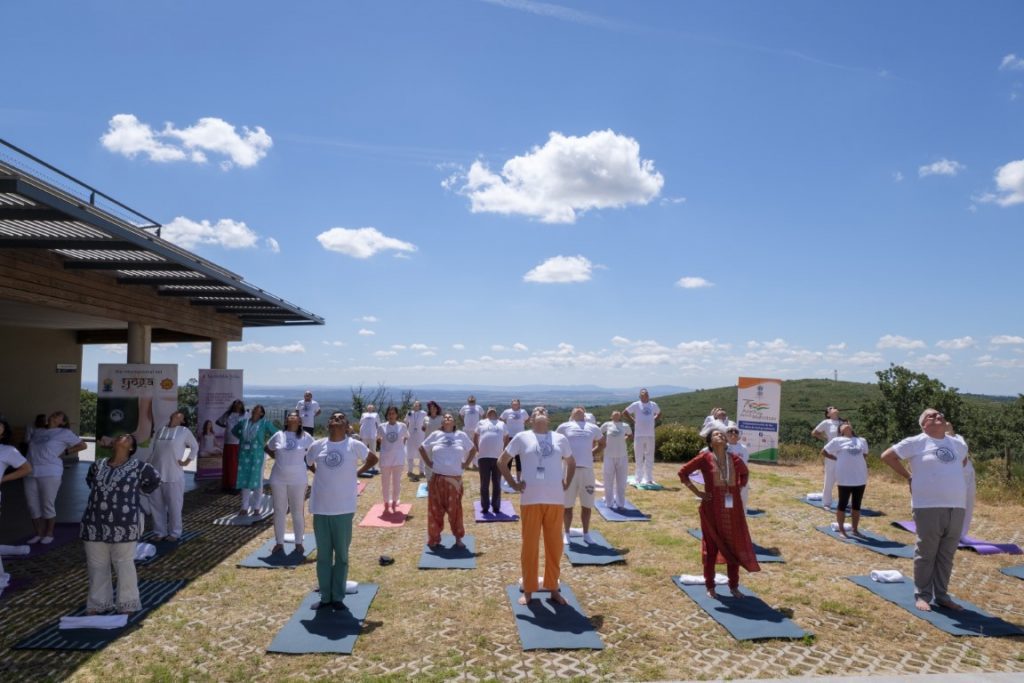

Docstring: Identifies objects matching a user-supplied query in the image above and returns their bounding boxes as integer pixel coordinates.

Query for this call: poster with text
[736,377,782,463]
[96,364,178,462]
[195,369,244,480]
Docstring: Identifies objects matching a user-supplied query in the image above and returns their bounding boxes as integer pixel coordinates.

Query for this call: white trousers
[822,458,837,508]
[149,481,184,538]
[962,462,976,539]
[380,465,403,503]
[633,436,656,484]
[603,456,628,507]
[406,435,425,474]
[84,540,140,613]
[270,481,306,544]
[24,476,62,519]
[241,488,263,512]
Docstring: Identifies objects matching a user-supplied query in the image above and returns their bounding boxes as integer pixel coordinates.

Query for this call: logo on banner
[110,409,125,423]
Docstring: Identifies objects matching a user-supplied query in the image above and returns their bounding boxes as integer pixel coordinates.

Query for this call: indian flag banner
[736,377,781,463]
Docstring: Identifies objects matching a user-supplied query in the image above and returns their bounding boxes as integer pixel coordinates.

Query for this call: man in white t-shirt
[499,411,575,606]
[500,399,530,480]
[811,406,844,509]
[624,389,661,485]
[475,408,507,514]
[295,391,322,435]
[556,407,606,544]
[459,396,484,440]
[881,408,969,613]
[404,400,427,479]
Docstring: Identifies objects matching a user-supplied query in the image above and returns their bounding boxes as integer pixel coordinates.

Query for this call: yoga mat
[473,499,518,522]
[358,503,411,528]
[847,575,1024,636]
[627,475,664,491]
[137,530,202,566]
[672,577,810,641]
[239,534,317,568]
[8,523,81,558]
[419,534,476,569]
[815,525,914,558]
[594,499,650,522]
[892,521,1023,556]
[1000,565,1024,580]
[688,472,705,485]
[13,579,188,651]
[416,482,429,498]
[213,498,274,526]
[563,530,624,565]
[686,529,784,563]
[797,496,883,517]
[0,575,33,601]
[266,584,379,654]
[746,509,766,518]
[505,583,603,650]
[500,480,520,494]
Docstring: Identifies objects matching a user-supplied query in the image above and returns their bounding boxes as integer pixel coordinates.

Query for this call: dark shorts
[837,484,866,511]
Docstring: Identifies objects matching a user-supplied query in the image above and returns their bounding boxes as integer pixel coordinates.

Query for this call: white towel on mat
[134,543,157,561]
[806,492,823,501]
[830,522,853,532]
[0,544,31,556]
[869,569,905,583]
[677,573,728,585]
[59,614,129,630]
[346,580,359,594]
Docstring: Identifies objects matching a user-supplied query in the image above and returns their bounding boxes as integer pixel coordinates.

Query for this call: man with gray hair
[880,408,969,612]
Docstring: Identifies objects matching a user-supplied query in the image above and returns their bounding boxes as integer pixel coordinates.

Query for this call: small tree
[862,364,964,447]
[655,423,704,462]
[177,378,199,426]
[350,383,394,418]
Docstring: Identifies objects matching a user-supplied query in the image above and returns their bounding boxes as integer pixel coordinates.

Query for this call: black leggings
[837,484,866,511]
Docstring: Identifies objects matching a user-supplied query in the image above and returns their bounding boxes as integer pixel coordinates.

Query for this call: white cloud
[100,114,271,169]
[910,353,952,368]
[410,343,430,351]
[918,159,965,178]
[322,340,345,347]
[611,336,631,346]
[356,316,379,323]
[936,336,975,350]
[876,334,926,350]
[827,342,847,350]
[230,341,305,354]
[660,196,687,205]
[1000,54,1024,71]
[316,227,417,259]
[162,216,260,250]
[676,340,725,354]
[420,350,437,357]
[452,343,465,350]
[373,350,397,358]
[981,160,1024,207]
[391,344,407,350]
[676,276,713,289]
[513,342,529,352]
[892,171,904,183]
[357,329,375,336]
[265,237,280,253]
[491,344,508,352]
[523,255,594,284]
[102,343,127,355]
[992,335,1024,345]
[456,130,664,223]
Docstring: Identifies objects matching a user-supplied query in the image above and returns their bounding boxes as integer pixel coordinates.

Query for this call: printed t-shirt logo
[285,437,298,450]
[641,405,651,415]
[324,449,343,468]
[538,437,553,458]
[442,436,456,447]
[935,446,955,463]
[385,428,399,443]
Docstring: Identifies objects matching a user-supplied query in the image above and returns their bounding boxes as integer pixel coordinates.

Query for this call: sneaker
[582,533,594,544]
[40,536,54,544]
[26,536,41,544]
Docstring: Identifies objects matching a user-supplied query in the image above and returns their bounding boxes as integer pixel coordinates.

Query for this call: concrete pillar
[210,338,228,370]
[126,322,152,364]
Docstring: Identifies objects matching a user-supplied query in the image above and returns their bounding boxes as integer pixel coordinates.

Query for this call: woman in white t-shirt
[358,405,381,450]
[148,410,199,541]
[822,422,869,538]
[25,411,86,544]
[421,401,444,480]
[266,411,315,554]
[405,401,427,480]
[811,406,844,509]
[725,426,751,510]
[419,413,476,548]
[377,406,409,514]
[1,420,32,579]
[599,412,632,510]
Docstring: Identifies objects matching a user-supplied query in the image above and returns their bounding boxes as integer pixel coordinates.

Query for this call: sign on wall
[195,369,244,481]
[736,377,782,463]
[96,364,178,461]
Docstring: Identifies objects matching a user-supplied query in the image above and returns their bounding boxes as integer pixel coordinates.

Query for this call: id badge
[535,466,546,480]
[724,493,734,509]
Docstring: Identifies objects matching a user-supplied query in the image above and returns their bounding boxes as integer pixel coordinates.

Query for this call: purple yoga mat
[7,523,80,559]
[892,520,1023,556]
[473,500,518,522]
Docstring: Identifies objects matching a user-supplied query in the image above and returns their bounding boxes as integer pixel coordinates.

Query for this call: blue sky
[4,1,1024,393]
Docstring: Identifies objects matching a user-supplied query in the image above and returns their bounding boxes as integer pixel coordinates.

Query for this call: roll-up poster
[96,364,178,462]
[736,377,781,463]
[195,369,244,480]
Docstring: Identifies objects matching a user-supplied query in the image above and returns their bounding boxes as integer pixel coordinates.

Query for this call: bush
[655,423,704,462]
[778,443,820,464]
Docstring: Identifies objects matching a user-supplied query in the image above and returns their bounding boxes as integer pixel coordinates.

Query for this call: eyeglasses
[923,412,944,421]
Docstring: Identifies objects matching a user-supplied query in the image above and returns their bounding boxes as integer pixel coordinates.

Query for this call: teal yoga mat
[416,482,429,498]
[686,528,784,563]
[1001,565,1024,580]
[505,583,603,650]
[563,530,624,565]
[594,499,650,522]
[419,534,476,570]
[266,584,379,654]
[672,577,809,641]
[239,534,316,569]
[815,525,914,558]
[797,496,883,517]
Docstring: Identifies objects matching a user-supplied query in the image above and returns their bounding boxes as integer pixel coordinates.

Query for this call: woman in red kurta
[679,426,760,598]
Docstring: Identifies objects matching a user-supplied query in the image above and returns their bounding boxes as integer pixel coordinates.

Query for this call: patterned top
[80,458,161,543]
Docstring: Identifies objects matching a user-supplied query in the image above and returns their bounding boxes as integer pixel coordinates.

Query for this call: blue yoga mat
[563,530,624,565]
[266,584,379,654]
[797,496,883,517]
[13,579,188,651]
[137,530,202,566]
[847,576,1024,636]
[505,583,603,650]
[672,577,810,641]
[416,482,429,498]
[594,499,650,522]
[815,525,914,558]
[419,534,476,569]
[239,534,317,569]
[746,509,766,518]
[1001,565,1024,580]
[213,498,275,526]
[686,529,784,563]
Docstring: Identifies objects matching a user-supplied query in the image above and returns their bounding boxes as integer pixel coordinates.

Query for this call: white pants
[406,435,425,474]
[633,436,656,484]
[822,458,837,508]
[270,481,305,544]
[962,462,976,539]
[241,488,263,512]
[603,456,628,507]
[360,433,377,450]
[149,481,184,538]
[380,465,403,503]
[24,476,62,519]
[84,540,140,613]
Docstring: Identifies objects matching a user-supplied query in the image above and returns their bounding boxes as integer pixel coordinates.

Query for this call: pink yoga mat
[473,500,518,522]
[358,503,412,528]
[892,520,1023,555]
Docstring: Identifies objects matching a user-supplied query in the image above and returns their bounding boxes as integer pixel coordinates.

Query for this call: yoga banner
[736,377,781,463]
[195,369,244,480]
[96,364,178,461]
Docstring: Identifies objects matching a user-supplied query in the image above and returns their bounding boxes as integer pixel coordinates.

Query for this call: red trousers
[427,474,464,546]
[222,444,239,491]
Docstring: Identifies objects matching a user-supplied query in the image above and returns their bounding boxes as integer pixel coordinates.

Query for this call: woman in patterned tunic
[80,434,160,614]
[231,404,276,516]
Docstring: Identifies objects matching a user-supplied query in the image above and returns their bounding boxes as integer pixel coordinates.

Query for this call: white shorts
[564,467,596,508]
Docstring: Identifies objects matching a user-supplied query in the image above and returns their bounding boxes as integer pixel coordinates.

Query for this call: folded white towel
[134,543,157,561]
[59,614,129,630]
[284,533,297,544]
[677,573,728,585]
[869,569,905,583]
[806,492,823,501]
[0,544,31,556]
[0,571,10,590]
[830,522,853,532]
[345,580,359,594]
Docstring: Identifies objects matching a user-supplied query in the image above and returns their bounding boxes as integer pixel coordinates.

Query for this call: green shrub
[778,443,821,464]
[655,423,704,462]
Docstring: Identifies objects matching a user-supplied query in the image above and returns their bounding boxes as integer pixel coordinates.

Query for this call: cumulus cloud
[265,237,280,253]
[611,336,631,346]
[409,343,431,351]
[421,350,437,357]
[452,343,465,350]
[373,350,397,358]
[358,329,375,336]
[100,114,271,169]
[676,276,713,289]
[523,255,594,283]
[513,342,529,352]
[491,344,508,352]
[876,334,926,350]
[316,227,417,259]
[827,342,847,350]
[356,316,379,323]
[992,334,1024,345]
[892,171,904,183]
[455,130,664,223]
[230,341,305,354]
[936,336,975,350]
[978,160,1024,207]
[1000,54,1024,71]
[322,340,345,347]
[918,159,964,178]
[162,216,260,250]
[391,344,407,350]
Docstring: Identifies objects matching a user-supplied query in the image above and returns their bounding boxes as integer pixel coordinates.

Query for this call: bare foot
[915,597,932,611]
[730,587,744,599]
[549,590,568,605]
[271,544,284,555]
[454,541,466,549]
[706,589,718,599]
[518,594,531,605]
[840,531,850,539]
[936,598,964,611]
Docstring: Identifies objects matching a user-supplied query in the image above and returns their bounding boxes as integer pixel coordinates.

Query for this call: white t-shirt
[475,419,507,459]
[421,430,473,476]
[0,444,28,505]
[625,400,660,437]
[305,437,367,515]
[824,436,868,487]
[815,418,843,441]
[500,408,529,436]
[268,430,315,485]
[424,415,443,435]
[727,442,749,464]
[28,427,81,478]
[555,420,602,469]
[359,412,380,440]
[460,404,484,433]
[223,412,246,446]
[505,431,572,506]
[150,425,200,483]
[405,410,427,441]
[600,421,632,458]
[295,400,320,428]
[376,422,409,468]
[892,433,968,509]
